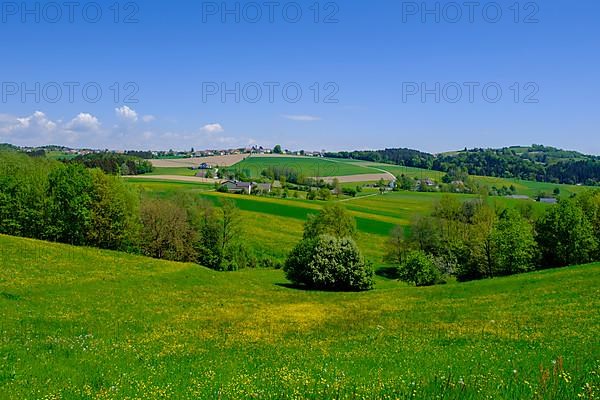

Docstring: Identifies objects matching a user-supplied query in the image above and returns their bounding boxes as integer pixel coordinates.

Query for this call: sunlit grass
[232,156,377,178]
[1,235,598,399]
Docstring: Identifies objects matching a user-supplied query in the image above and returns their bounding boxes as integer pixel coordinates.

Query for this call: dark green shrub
[46,164,94,245]
[397,250,441,287]
[259,256,284,269]
[222,243,257,271]
[536,199,597,267]
[284,235,374,291]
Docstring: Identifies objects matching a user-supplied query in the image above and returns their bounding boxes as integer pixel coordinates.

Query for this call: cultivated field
[126,180,548,261]
[1,234,598,399]
[367,163,587,197]
[125,175,221,184]
[317,173,392,183]
[144,155,588,199]
[150,154,250,168]
[230,156,379,178]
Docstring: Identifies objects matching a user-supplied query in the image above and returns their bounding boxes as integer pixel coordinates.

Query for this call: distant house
[539,197,558,204]
[191,162,214,171]
[417,178,436,187]
[222,180,253,194]
[506,195,532,200]
[256,183,272,193]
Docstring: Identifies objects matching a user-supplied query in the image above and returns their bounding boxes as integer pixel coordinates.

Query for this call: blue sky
[1,0,599,153]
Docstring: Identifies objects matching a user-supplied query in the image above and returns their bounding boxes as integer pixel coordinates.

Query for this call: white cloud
[65,113,101,132]
[200,123,224,133]
[142,115,156,123]
[0,111,253,150]
[283,114,321,122]
[0,111,72,146]
[0,111,57,135]
[115,106,138,122]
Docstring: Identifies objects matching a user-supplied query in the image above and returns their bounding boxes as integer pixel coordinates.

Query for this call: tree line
[0,151,267,271]
[326,146,600,186]
[387,192,600,286]
[68,152,154,176]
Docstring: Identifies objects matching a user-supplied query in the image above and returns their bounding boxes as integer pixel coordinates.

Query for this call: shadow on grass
[274,283,370,293]
[275,282,314,291]
[1,292,21,301]
[376,266,399,280]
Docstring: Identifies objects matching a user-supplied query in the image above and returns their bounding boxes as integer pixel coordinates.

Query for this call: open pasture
[231,156,379,179]
[126,180,540,262]
[359,162,588,197]
[1,235,598,399]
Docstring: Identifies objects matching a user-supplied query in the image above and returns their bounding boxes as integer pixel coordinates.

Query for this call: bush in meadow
[397,250,441,287]
[285,235,374,291]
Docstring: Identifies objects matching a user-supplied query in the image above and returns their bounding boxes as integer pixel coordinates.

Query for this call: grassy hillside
[360,162,587,197]
[231,156,378,178]
[126,180,549,262]
[143,154,590,199]
[146,166,198,177]
[1,235,598,399]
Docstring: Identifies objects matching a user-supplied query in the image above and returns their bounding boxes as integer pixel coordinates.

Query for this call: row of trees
[0,151,261,271]
[69,152,154,176]
[0,152,140,249]
[326,146,600,186]
[139,196,260,270]
[325,148,435,170]
[387,192,600,285]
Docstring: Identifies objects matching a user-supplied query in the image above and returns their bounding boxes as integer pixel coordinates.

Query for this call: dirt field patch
[149,154,249,168]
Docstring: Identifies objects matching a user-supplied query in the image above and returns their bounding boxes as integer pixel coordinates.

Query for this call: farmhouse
[256,183,272,193]
[222,180,254,194]
[416,178,436,188]
[220,181,273,194]
[539,197,558,204]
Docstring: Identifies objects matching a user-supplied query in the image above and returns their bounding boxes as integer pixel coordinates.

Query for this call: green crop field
[359,162,588,197]
[140,156,590,200]
[125,180,548,262]
[231,156,378,178]
[146,167,198,177]
[45,151,78,161]
[1,234,598,399]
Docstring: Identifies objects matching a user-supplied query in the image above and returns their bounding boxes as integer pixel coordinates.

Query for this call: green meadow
[143,155,590,199]
[45,151,78,161]
[1,234,598,399]
[126,180,548,262]
[365,162,587,197]
[145,167,198,177]
[230,156,377,178]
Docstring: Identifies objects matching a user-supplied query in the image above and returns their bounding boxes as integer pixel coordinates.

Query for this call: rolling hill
[1,234,598,399]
